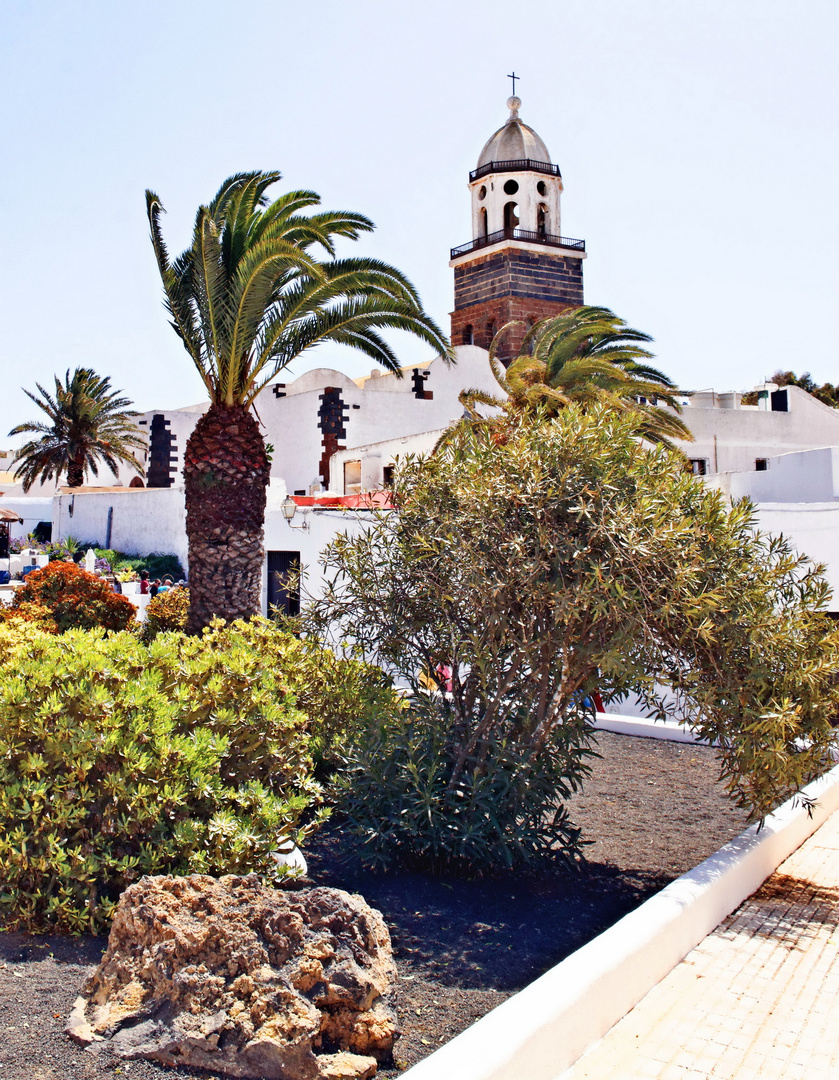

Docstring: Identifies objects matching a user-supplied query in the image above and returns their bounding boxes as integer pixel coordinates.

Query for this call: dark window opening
[462,324,473,345]
[537,203,550,237]
[503,179,519,195]
[537,180,547,196]
[755,458,768,471]
[33,521,52,543]
[503,201,519,229]
[689,459,708,476]
[770,389,788,412]
[267,551,300,619]
[294,489,306,496]
[480,207,488,237]
[382,464,395,487]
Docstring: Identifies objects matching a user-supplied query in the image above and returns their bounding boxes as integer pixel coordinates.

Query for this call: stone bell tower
[450,95,586,361]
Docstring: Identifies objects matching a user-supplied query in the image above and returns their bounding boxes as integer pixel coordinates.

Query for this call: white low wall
[593,711,704,744]
[402,764,839,1080]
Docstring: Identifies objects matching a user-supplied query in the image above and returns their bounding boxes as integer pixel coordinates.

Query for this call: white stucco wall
[714,446,839,504]
[708,446,839,606]
[676,386,839,475]
[262,479,385,615]
[329,430,448,493]
[256,346,500,495]
[469,168,563,237]
[52,487,189,568]
[751,503,839,602]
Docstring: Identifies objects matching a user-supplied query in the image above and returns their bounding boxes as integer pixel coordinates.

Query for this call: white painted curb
[592,711,705,743]
[401,763,839,1080]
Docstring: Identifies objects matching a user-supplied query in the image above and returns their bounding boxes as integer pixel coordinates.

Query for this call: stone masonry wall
[451,246,584,359]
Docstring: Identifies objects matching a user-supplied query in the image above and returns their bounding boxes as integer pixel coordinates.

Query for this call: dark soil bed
[0,732,749,1079]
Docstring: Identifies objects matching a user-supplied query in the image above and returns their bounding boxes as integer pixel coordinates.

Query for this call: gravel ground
[0,732,750,1079]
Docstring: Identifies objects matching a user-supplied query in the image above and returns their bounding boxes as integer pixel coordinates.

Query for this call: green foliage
[92,549,185,581]
[47,535,81,560]
[279,634,400,770]
[10,561,136,633]
[444,306,692,454]
[309,405,839,872]
[742,371,839,409]
[0,620,324,933]
[141,586,190,641]
[335,699,590,873]
[199,614,402,768]
[146,172,451,409]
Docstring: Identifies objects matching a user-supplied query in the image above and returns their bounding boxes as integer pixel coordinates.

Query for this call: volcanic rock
[67,874,397,1079]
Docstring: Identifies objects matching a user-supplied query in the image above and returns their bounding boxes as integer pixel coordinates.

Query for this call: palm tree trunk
[183,405,271,633]
[67,456,85,487]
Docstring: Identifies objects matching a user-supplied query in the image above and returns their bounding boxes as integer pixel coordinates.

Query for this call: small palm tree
[9,368,144,491]
[147,170,450,631]
[445,306,692,450]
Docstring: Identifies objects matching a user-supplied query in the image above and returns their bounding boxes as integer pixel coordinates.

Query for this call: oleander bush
[0,620,325,933]
[9,561,135,633]
[309,404,839,872]
[141,585,190,641]
[334,698,590,872]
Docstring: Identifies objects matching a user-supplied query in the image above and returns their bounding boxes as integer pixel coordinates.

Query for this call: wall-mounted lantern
[281,496,309,531]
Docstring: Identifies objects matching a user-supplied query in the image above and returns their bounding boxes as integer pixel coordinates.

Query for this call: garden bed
[0,731,749,1079]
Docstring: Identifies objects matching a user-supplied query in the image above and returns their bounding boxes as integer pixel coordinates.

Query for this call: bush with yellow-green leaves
[0,618,385,933]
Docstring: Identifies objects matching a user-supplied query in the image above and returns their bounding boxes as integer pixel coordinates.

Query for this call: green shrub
[98,550,185,581]
[0,621,324,933]
[141,586,190,641]
[333,698,592,873]
[72,547,185,581]
[11,561,136,633]
[139,553,185,580]
[176,617,402,770]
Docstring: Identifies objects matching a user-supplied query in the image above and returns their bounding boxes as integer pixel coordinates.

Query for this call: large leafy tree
[446,306,692,451]
[9,367,144,491]
[309,405,839,871]
[146,171,449,632]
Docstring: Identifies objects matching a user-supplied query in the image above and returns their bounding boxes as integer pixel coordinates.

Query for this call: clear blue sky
[1,0,837,442]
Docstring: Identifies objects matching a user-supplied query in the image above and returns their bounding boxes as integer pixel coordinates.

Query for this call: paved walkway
[560,807,839,1080]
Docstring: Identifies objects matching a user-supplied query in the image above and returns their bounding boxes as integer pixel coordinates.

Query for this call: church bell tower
[450,95,586,360]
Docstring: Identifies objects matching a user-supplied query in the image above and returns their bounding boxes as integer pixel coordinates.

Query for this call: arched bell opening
[462,324,473,346]
[480,207,488,237]
[503,201,519,230]
[537,203,551,237]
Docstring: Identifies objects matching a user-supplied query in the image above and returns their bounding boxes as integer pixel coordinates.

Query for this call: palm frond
[147,172,451,410]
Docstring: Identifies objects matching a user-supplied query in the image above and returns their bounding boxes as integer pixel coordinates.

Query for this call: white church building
[4,96,839,611]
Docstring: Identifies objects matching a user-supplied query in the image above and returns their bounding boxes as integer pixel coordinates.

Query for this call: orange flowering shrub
[11,562,136,633]
[0,600,59,634]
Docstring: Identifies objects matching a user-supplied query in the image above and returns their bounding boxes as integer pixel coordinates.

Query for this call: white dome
[477,97,552,168]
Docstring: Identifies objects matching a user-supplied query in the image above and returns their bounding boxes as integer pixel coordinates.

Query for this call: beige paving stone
[559,806,839,1079]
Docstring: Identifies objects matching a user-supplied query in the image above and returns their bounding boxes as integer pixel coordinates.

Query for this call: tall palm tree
[446,306,692,450]
[9,368,144,491]
[146,171,450,632]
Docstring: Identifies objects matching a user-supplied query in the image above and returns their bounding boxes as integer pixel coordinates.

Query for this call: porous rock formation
[67,874,397,1080]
